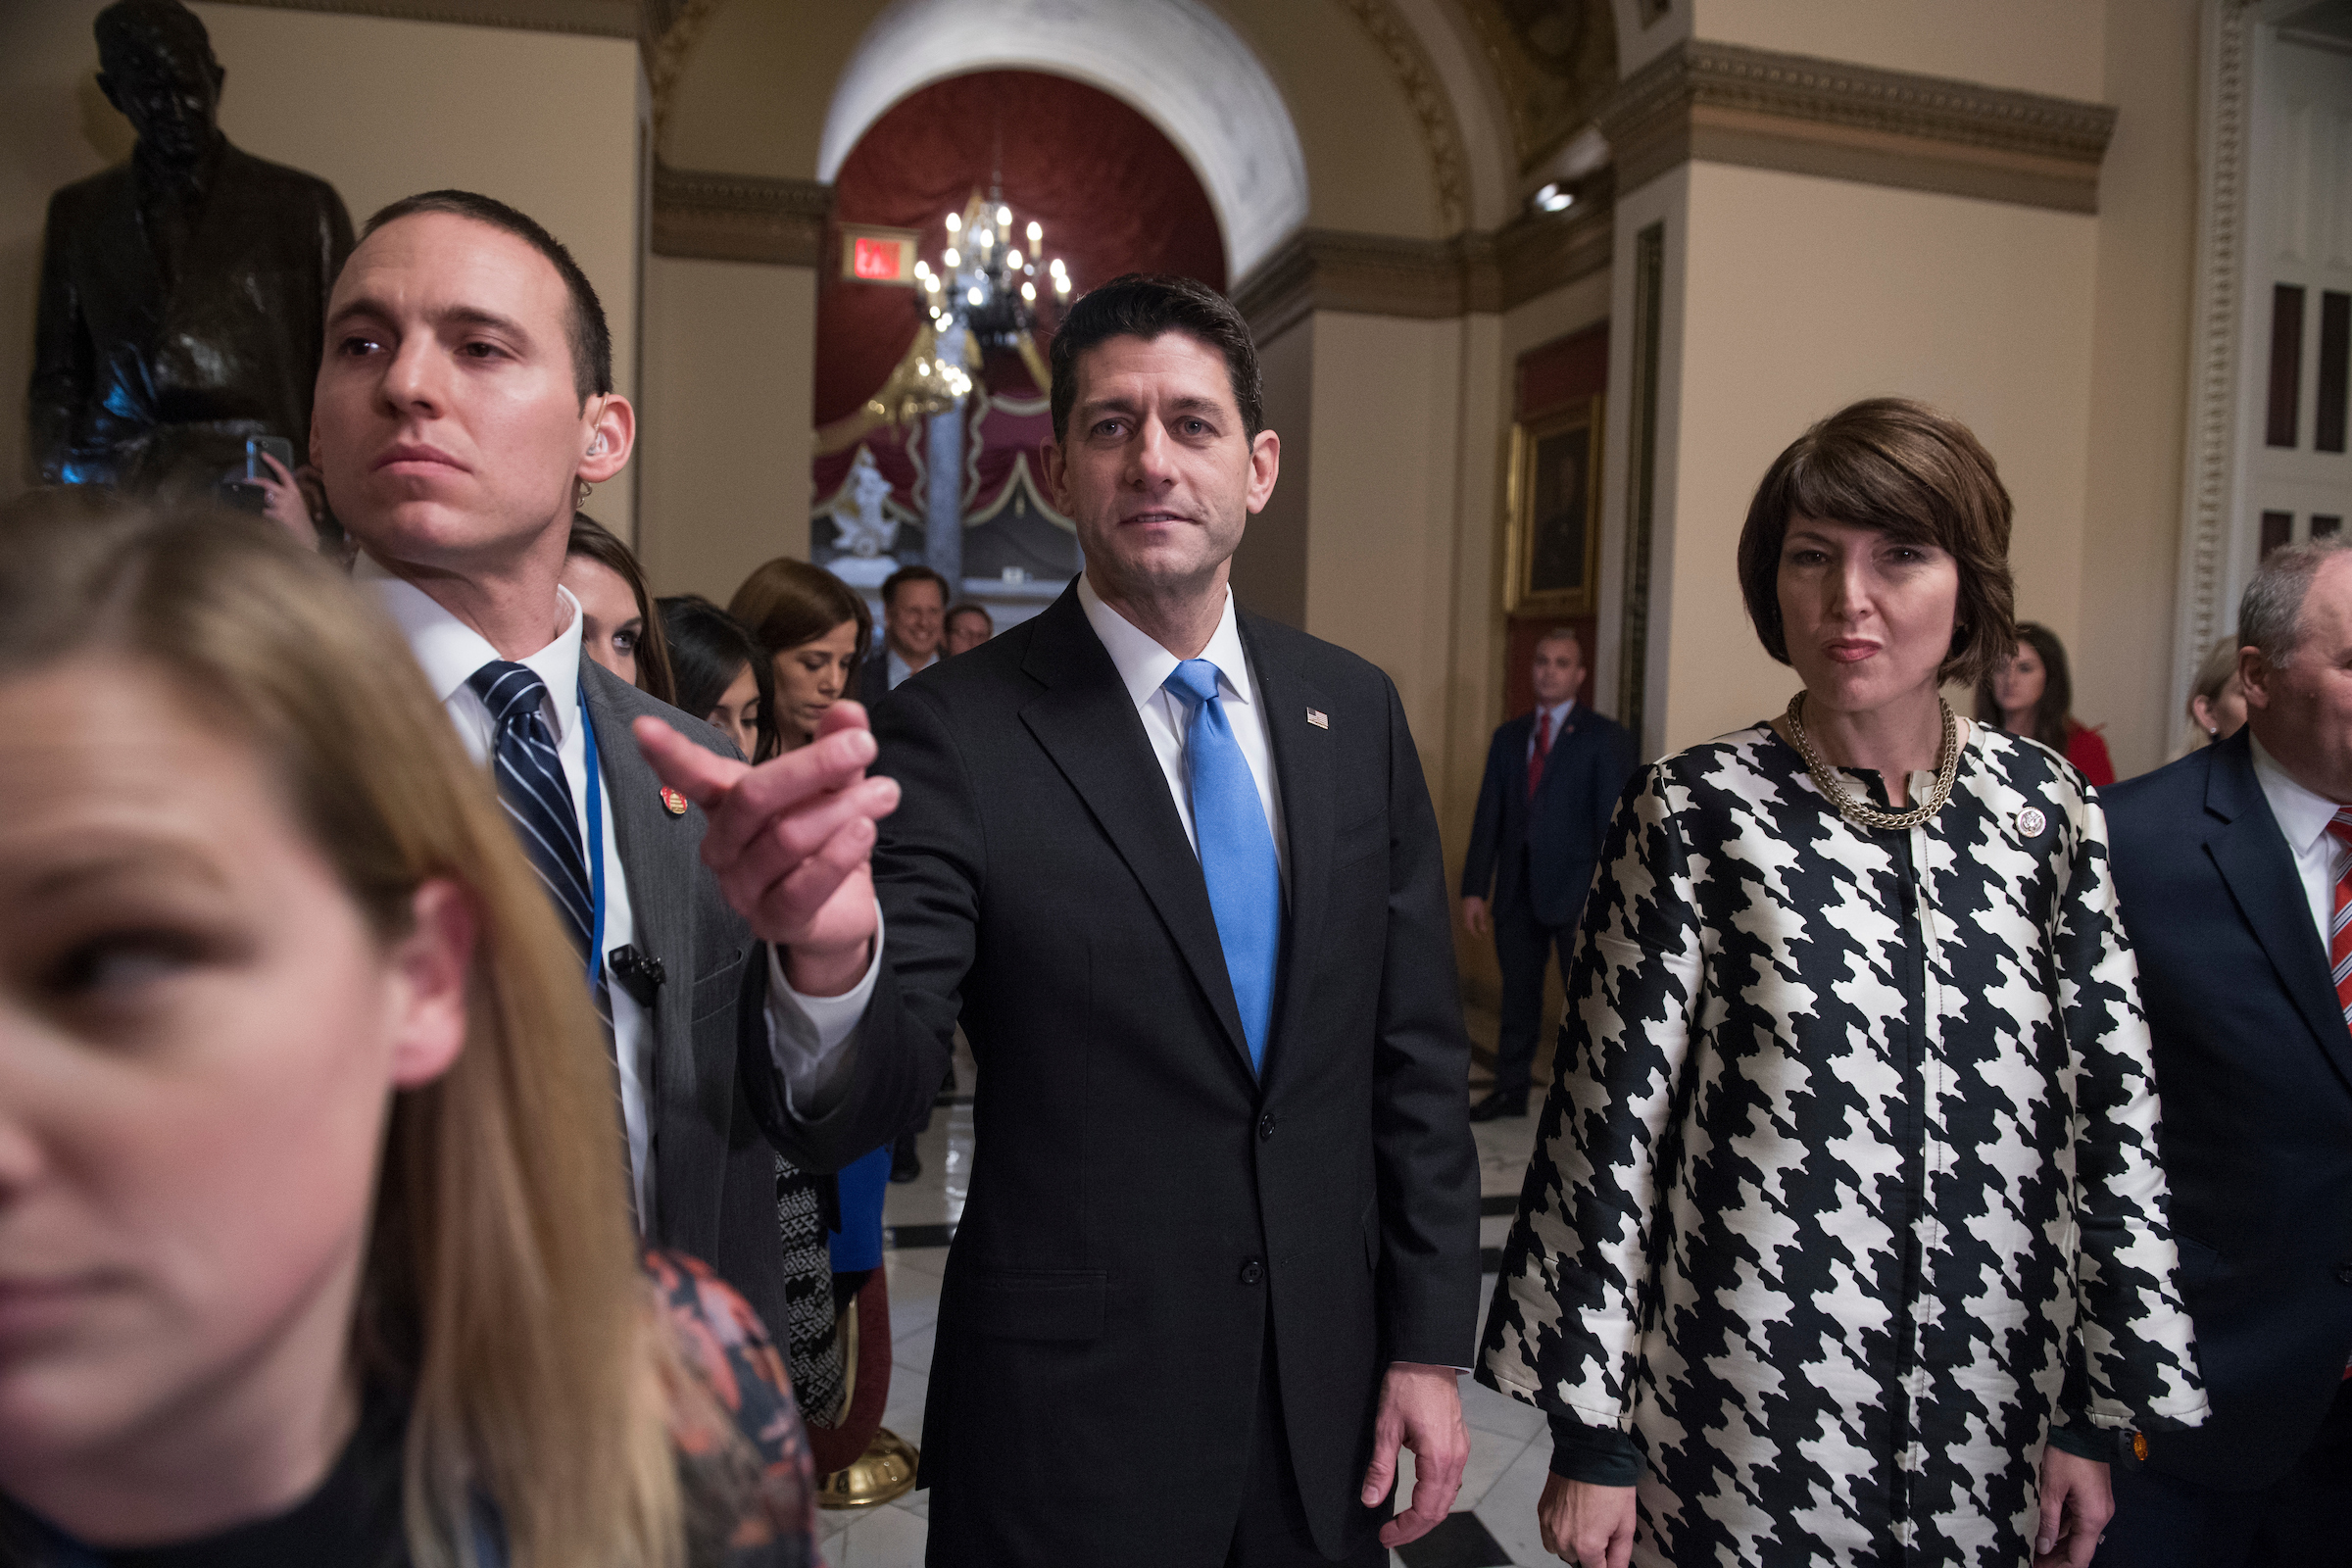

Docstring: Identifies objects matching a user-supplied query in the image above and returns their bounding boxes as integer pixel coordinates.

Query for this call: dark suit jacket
[580,662,793,1343]
[751,585,1480,1565]
[2104,728,2352,1489]
[855,651,892,710]
[1460,705,1636,929]
[29,141,352,487]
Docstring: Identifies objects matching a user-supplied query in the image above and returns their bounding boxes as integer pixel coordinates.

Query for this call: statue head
[95,0,223,167]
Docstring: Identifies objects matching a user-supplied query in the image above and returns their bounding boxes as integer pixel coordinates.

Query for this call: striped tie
[2329,808,2352,1030]
[468,661,596,961]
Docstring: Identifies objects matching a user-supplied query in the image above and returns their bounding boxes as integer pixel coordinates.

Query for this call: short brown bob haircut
[1737,396,2016,687]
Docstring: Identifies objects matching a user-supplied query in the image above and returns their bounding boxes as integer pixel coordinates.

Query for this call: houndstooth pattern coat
[1480,721,2208,1566]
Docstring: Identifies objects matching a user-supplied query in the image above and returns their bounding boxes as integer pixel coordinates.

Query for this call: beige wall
[659,0,880,175]
[1691,0,2107,101]
[1658,161,2100,755]
[0,4,643,540]
[191,4,645,540]
[1297,312,1468,757]
[2078,0,2200,775]
[637,256,816,603]
[1230,318,1314,627]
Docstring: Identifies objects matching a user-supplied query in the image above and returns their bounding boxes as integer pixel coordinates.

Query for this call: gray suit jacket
[580,661,790,1338]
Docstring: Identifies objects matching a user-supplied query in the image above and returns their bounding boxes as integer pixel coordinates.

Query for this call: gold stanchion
[815,1427,919,1509]
[812,1290,920,1508]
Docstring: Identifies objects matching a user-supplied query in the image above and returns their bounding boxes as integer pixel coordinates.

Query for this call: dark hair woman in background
[564,513,676,706]
[1980,620,2114,786]
[660,595,774,763]
[727,559,867,753]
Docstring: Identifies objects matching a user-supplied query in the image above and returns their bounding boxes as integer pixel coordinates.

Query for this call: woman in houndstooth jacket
[1479,399,2208,1568]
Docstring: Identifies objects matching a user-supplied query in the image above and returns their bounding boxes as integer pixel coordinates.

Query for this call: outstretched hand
[632,700,900,995]
[1360,1363,1469,1548]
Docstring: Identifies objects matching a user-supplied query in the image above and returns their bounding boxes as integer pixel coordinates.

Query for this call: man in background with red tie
[1458,630,1635,1121]
[2095,536,2352,1561]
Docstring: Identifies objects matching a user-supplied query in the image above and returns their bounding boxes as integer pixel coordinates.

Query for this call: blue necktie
[468,661,595,963]
[1164,660,1283,1072]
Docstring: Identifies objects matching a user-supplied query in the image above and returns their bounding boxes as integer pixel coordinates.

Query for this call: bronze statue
[27,0,353,492]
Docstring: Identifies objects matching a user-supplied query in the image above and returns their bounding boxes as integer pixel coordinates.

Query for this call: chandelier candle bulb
[944,248,958,267]
[1006,249,1022,270]
[945,211,960,232]
[1021,281,1036,302]
[1026,220,1043,244]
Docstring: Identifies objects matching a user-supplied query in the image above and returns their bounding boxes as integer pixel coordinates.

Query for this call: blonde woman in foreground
[0,496,818,1567]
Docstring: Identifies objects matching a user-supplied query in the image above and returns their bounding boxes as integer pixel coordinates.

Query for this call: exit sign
[841,225,920,285]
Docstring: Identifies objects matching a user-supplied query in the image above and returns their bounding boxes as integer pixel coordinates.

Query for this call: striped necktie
[1164,659,1283,1073]
[2328,808,2352,1032]
[468,660,595,961]
[469,660,632,1225]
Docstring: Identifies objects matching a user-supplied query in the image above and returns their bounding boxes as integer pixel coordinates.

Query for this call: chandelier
[918,190,1069,355]
[863,190,1072,428]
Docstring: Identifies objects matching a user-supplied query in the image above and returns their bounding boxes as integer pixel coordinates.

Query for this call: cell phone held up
[218,435,295,514]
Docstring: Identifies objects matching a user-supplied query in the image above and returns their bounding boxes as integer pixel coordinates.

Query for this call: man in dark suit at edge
[310,190,807,1340]
[642,273,1481,1565]
[1458,628,1635,1120]
[2092,536,2352,1561]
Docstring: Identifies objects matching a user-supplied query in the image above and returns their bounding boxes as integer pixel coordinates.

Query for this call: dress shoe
[890,1131,922,1183]
[1468,1089,1529,1122]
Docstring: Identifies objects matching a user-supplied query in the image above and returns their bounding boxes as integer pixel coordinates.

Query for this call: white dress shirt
[362,556,808,1220]
[886,646,935,690]
[771,576,1290,1087]
[1076,574,1289,880]
[2250,730,2344,950]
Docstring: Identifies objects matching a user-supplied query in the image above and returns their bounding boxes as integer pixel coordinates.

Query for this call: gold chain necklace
[1782,691,1962,833]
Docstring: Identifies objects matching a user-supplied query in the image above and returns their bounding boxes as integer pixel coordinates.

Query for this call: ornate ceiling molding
[651,163,832,267]
[646,0,721,138]
[207,0,639,37]
[1449,0,1618,173]
[1335,0,1467,232]
[1595,39,2119,213]
[1231,187,1612,342]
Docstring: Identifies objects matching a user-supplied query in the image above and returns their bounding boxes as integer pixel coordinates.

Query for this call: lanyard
[577,679,608,992]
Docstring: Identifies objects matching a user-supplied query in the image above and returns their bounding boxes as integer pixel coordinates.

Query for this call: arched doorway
[809,70,1225,628]
[814,0,1305,281]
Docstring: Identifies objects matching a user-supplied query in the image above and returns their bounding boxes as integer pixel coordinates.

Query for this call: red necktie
[2332,808,2352,1379]
[2329,808,2352,1027]
[1528,709,1554,801]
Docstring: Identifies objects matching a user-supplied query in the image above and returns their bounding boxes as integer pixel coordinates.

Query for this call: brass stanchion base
[815,1426,920,1509]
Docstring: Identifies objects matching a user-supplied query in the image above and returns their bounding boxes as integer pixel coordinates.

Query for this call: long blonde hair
[0,492,687,1568]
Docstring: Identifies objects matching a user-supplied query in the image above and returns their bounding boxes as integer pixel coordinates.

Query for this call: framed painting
[1504,395,1603,616]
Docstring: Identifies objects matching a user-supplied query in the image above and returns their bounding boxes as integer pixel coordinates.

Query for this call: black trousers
[1224,1324,1389,1567]
[2099,1380,2352,1566]
[1491,875,1576,1098]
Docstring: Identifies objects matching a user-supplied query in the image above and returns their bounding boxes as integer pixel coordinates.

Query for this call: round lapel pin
[2014,806,2047,838]
[661,786,690,817]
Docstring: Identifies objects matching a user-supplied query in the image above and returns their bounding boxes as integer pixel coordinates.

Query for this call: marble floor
[818,1010,1563,1568]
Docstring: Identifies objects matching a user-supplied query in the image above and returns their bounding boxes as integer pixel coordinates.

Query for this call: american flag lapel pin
[1306,708,1329,729]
